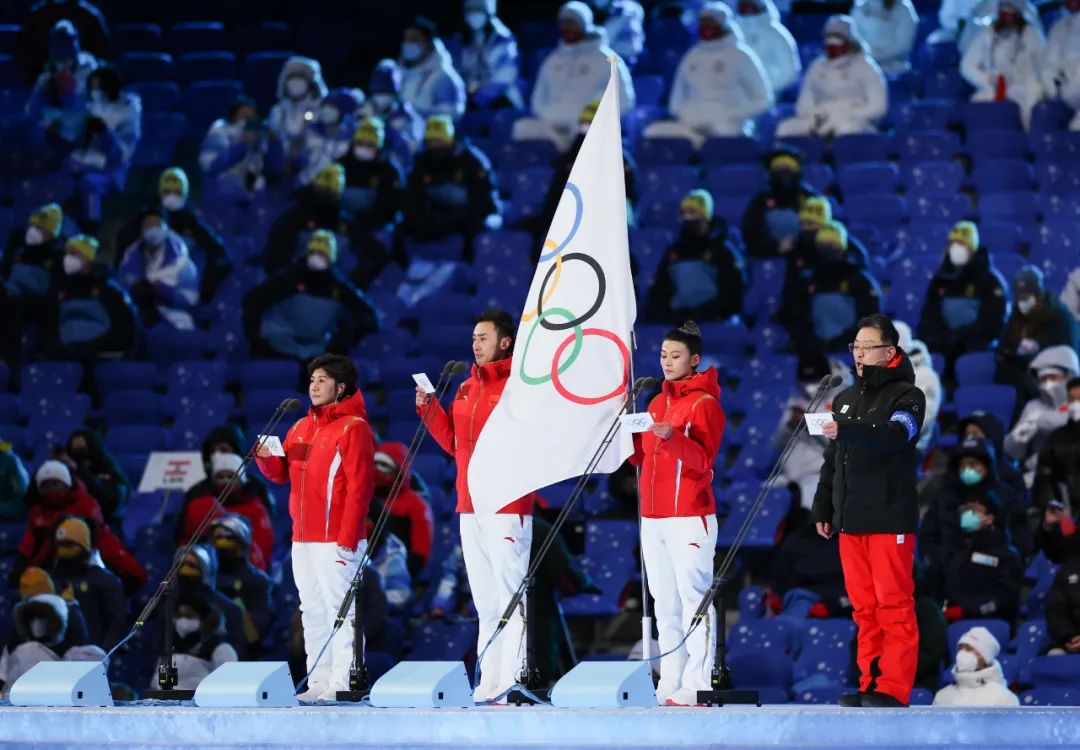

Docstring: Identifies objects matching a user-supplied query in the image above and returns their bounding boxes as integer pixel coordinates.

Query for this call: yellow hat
[313,163,345,198]
[680,189,714,221]
[56,517,92,553]
[158,167,189,197]
[948,220,979,251]
[65,234,99,263]
[353,117,385,149]
[768,153,801,172]
[815,220,848,250]
[19,567,55,599]
[30,203,63,237]
[799,196,831,228]
[424,115,455,146]
[579,99,601,125]
[307,229,338,263]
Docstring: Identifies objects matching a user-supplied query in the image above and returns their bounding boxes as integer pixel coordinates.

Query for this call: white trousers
[511,118,576,152]
[460,512,533,700]
[292,540,366,693]
[775,111,876,138]
[644,118,749,148]
[640,515,718,703]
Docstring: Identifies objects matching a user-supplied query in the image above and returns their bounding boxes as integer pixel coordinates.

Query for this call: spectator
[362,59,425,165]
[930,0,985,43]
[645,189,746,323]
[185,424,274,517]
[1046,539,1080,652]
[1064,266,1080,323]
[776,15,887,137]
[957,411,1027,501]
[16,2,107,81]
[735,0,801,96]
[118,206,200,330]
[48,517,125,650]
[373,443,434,575]
[56,428,130,529]
[268,56,328,170]
[25,20,98,146]
[209,515,274,649]
[1000,265,1080,367]
[401,116,499,245]
[0,440,29,522]
[460,0,524,109]
[153,592,238,691]
[2,203,65,298]
[766,509,848,618]
[960,0,1046,130]
[941,496,1023,624]
[917,221,1008,373]
[741,147,817,258]
[243,230,379,360]
[896,321,942,454]
[771,387,827,508]
[513,2,635,151]
[175,546,247,656]
[298,88,365,187]
[1005,345,1079,480]
[644,3,773,145]
[592,0,646,68]
[199,96,285,200]
[399,17,467,121]
[932,626,1018,706]
[263,163,348,273]
[1043,0,1080,131]
[1033,377,1080,510]
[367,508,412,614]
[851,0,919,74]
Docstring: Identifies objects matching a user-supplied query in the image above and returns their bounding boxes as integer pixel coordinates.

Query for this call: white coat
[268,56,327,159]
[1062,266,1080,322]
[600,0,646,65]
[1043,12,1080,126]
[400,39,467,120]
[961,21,1047,128]
[529,33,635,127]
[460,17,522,108]
[776,52,888,137]
[737,0,802,94]
[1005,345,1080,478]
[852,0,919,73]
[932,663,1020,706]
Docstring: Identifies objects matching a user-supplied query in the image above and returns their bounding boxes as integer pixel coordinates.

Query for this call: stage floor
[1,703,1080,750]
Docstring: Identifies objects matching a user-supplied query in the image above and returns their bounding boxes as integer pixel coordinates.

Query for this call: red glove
[944,605,964,623]
[808,602,829,618]
[764,592,783,614]
[1062,514,1077,537]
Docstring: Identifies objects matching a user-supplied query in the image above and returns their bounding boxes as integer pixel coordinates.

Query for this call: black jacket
[767,520,847,614]
[942,525,1022,622]
[645,220,746,324]
[917,247,1007,355]
[741,181,817,258]
[1001,292,1080,356]
[783,254,882,349]
[955,413,1028,509]
[1033,420,1080,511]
[50,556,127,650]
[339,151,405,233]
[43,265,138,356]
[216,554,274,646]
[402,141,498,241]
[263,190,348,274]
[812,350,926,534]
[1046,557,1080,648]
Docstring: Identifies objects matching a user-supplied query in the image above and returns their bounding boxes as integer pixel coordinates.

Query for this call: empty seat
[978,191,1039,226]
[972,159,1035,193]
[242,51,293,110]
[700,136,764,166]
[19,392,91,423]
[132,112,187,168]
[953,386,1016,430]
[706,165,766,196]
[169,21,226,54]
[118,52,176,83]
[102,391,165,425]
[106,425,170,455]
[178,51,237,84]
[955,351,996,385]
[21,362,83,392]
[967,129,1029,161]
[125,81,181,113]
[903,160,964,196]
[496,139,556,170]
[845,194,907,228]
[832,133,892,166]
[910,193,970,223]
[111,22,164,55]
[963,101,1022,132]
[897,100,955,131]
[637,137,695,166]
[897,129,961,164]
[837,162,899,195]
[640,165,698,203]
[184,80,244,137]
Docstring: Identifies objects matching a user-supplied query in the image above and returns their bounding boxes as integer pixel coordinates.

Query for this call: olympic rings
[537,253,606,331]
[519,307,583,385]
[550,328,630,405]
[521,252,562,323]
[538,182,582,262]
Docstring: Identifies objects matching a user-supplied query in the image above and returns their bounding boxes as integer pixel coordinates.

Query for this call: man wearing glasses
[812,313,926,708]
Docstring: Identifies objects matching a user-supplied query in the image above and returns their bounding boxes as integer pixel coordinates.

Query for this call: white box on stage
[550,661,657,708]
[193,661,298,708]
[8,660,114,707]
[368,661,473,708]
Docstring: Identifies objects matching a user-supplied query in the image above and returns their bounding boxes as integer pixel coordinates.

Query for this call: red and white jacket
[256,390,374,550]
[632,367,725,519]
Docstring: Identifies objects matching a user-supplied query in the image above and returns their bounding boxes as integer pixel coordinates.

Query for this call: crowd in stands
[1,0,1080,707]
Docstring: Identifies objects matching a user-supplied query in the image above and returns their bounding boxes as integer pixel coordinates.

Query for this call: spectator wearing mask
[199,96,285,199]
[373,443,434,576]
[896,321,942,454]
[957,411,1027,501]
[741,147,818,258]
[851,0,919,74]
[362,59,424,165]
[209,515,274,650]
[644,3,773,145]
[1000,265,1080,366]
[243,230,379,360]
[1005,345,1079,480]
[460,0,524,109]
[401,116,499,245]
[48,517,126,650]
[118,206,200,330]
[263,163,349,273]
[960,0,1047,130]
[58,429,130,529]
[933,626,1018,706]
[1033,378,1080,511]
[154,592,238,691]
[26,20,98,146]
[776,15,887,137]
[1043,0,1080,131]
[0,439,28,522]
[941,496,1023,624]
[917,221,1008,373]
[298,88,365,187]
[185,424,275,516]
[399,17,467,121]
[514,2,635,152]
[782,196,870,283]
[592,0,646,68]
[16,5,107,83]
[645,189,746,323]
[175,546,246,655]
[268,56,328,170]
[2,203,65,299]
[735,0,801,96]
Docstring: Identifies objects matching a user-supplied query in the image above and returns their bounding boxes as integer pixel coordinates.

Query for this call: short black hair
[663,320,703,357]
[475,308,514,343]
[857,314,899,347]
[1068,377,1080,392]
[308,354,358,398]
[407,15,438,42]
[88,65,122,100]
[228,95,257,120]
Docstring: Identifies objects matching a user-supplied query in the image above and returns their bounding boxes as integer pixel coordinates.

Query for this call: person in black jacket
[48,517,126,650]
[183,424,274,516]
[767,508,849,617]
[1033,377,1080,511]
[812,314,926,708]
[176,544,248,659]
[1045,556,1080,654]
[645,189,746,324]
[209,515,274,652]
[262,163,350,274]
[941,496,1022,625]
[741,147,818,258]
[55,428,130,531]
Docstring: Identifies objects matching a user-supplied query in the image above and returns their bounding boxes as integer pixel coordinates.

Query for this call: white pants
[460,512,533,700]
[292,540,366,693]
[775,111,876,138]
[640,515,718,703]
[644,118,748,148]
[511,118,576,152]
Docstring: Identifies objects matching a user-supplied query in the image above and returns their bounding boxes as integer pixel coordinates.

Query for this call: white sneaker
[296,687,324,703]
[316,689,341,703]
[665,688,702,707]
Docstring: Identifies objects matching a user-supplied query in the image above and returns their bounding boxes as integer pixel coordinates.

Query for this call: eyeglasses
[848,343,891,354]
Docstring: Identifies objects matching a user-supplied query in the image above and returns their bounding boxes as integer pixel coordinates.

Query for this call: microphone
[821,374,843,389]
[449,360,468,377]
[280,397,302,413]
[633,376,660,393]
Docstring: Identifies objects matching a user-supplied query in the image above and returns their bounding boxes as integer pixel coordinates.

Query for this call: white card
[803,412,833,436]
[257,434,285,457]
[620,412,655,434]
[412,372,436,394]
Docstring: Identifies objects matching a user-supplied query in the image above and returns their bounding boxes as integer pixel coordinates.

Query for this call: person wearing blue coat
[399,17,467,121]
[363,59,425,167]
[118,206,200,331]
[460,0,523,109]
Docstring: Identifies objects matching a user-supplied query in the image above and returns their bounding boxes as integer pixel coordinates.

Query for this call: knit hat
[1013,265,1044,298]
[816,220,848,250]
[958,626,1000,664]
[369,59,402,96]
[948,221,979,251]
[800,196,831,228]
[19,567,55,599]
[66,234,99,263]
[558,1,594,28]
[313,163,345,198]
[307,229,338,264]
[30,203,63,238]
[700,1,735,28]
[680,189,714,221]
[465,0,497,12]
[424,115,455,146]
[210,513,253,548]
[766,148,802,173]
[210,451,244,477]
[579,99,601,125]
[158,167,189,198]
[36,460,72,488]
[353,117,385,149]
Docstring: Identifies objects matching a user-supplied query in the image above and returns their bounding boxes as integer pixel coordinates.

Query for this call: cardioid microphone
[820,374,843,389]
[280,398,302,413]
[633,376,660,393]
[449,360,468,377]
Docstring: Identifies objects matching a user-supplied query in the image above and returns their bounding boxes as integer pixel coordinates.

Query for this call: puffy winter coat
[851,0,919,72]
[942,526,1022,622]
[932,662,1019,706]
[737,0,801,93]
[793,51,887,127]
[530,32,635,126]
[1046,557,1080,648]
[400,39,467,120]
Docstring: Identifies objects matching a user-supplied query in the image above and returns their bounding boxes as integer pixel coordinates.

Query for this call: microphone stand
[695,374,838,706]
[629,331,654,664]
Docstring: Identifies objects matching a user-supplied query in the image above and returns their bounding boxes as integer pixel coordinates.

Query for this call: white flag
[468,60,636,513]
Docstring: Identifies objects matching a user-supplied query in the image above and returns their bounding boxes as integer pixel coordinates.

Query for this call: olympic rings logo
[517,181,629,406]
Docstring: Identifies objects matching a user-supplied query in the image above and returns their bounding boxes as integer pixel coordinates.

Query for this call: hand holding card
[620,412,655,434]
[412,372,436,394]
[257,434,285,457]
[803,412,833,436]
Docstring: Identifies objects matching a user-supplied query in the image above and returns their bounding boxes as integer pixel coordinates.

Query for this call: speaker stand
[696,580,759,707]
[146,580,196,701]
[507,575,548,705]
[336,576,370,702]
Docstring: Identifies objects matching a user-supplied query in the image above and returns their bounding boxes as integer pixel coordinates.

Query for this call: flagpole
[628,331,653,663]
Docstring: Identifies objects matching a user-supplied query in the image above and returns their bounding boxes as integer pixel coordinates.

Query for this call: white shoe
[296,687,323,703]
[666,688,702,707]
[316,689,342,703]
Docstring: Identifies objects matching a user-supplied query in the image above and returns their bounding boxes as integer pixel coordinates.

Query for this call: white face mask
[955,650,980,672]
[401,41,425,63]
[25,226,46,246]
[175,617,200,638]
[307,253,331,271]
[318,106,340,126]
[371,94,395,113]
[285,77,309,100]
[160,193,185,211]
[948,243,971,267]
[1016,296,1037,315]
[1068,401,1080,422]
[142,225,167,246]
[30,618,49,639]
[465,11,487,30]
[1042,379,1068,407]
[353,145,377,161]
[62,254,84,275]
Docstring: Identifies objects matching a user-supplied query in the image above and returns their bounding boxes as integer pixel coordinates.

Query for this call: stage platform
[2,703,1080,750]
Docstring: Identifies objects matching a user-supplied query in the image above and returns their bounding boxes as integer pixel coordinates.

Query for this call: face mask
[371,94,394,113]
[680,218,707,238]
[825,43,847,59]
[62,254,84,275]
[960,509,982,533]
[318,106,340,126]
[56,542,84,559]
[560,27,584,44]
[998,9,1021,27]
[401,41,425,62]
[25,226,45,246]
[307,253,331,271]
[41,488,70,506]
[948,243,971,267]
[1016,296,1036,315]
[465,11,487,30]
[142,225,166,246]
[1041,380,1067,407]
[1069,401,1080,422]
[285,77,309,100]
[955,650,980,672]
[770,171,798,192]
[959,467,984,486]
[700,24,723,41]
[175,617,200,638]
[738,2,759,14]
[30,618,48,639]
[161,193,185,211]
[353,145,377,161]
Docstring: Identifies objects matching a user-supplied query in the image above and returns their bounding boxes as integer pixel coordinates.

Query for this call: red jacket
[419,358,535,515]
[632,367,725,519]
[177,489,274,571]
[375,441,434,565]
[256,390,374,549]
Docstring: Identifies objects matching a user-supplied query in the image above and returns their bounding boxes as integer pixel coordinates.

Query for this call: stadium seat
[146,325,213,362]
[978,191,1039,226]
[165,360,228,393]
[166,392,235,421]
[111,22,164,55]
[845,194,906,229]
[242,51,293,110]
[729,650,794,689]
[169,21,227,54]
[1037,161,1080,197]
[955,352,996,386]
[408,620,478,661]
[738,585,765,621]
[967,129,1029,161]
[1030,655,1080,687]
[170,414,220,450]
[700,136,764,167]
[706,165,766,196]
[729,619,796,656]
[953,386,1015,430]
[1014,619,1051,685]
[106,425,170,455]
[132,112,187,168]
[897,129,961,165]
[1031,131,1080,161]
[178,51,238,84]
[980,221,1025,256]
[1021,687,1080,706]
[945,619,1011,662]
[18,392,91,423]
[910,193,970,223]
[973,159,1035,193]
[896,100,955,132]
[118,51,176,83]
[496,139,556,170]
[20,362,83,392]
[0,394,16,424]
[832,133,892,166]
[184,80,244,137]
[102,390,165,425]
[837,162,899,196]
[231,359,300,391]
[637,137,695,167]
[963,101,1022,132]
[802,163,834,193]
[125,81,181,113]
[794,682,845,704]
[640,165,699,203]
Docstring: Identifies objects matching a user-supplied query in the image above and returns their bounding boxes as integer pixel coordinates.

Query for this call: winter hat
[895,320,914,352]
[579,99,601,124]
[369,59,403,96]
[799,196,831,228]
[1013,265,1044,298]
[823,14,863,47]
[948,221,979,251]
[30,203,64,238]
[158,167,189,198]
[354,117,385,149]
[1031,344,1080,379]
[465,0,497,12]
[680,189,714,221]
[424,115,455,146]
[66,234,99,263]
[322,88,365,119]
[209,513,253,548]
[19,567,55,599]
[958,626,1000,664]
[48,20,79,62]
[313,163,345,198]
[700,1,735,28]
[815,220,848,250]
[766,147,802,173]
[210,451,245,477]
[307,229,338,264]
[36,460,72,488]
[373,450,399,473]
[55,517,92,553]
[558,1,594,28]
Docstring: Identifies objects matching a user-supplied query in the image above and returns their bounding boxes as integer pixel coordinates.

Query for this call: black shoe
[860,691,907,708]
[837,692,863,707]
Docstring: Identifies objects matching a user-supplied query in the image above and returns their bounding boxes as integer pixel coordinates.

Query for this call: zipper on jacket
[649,395,670,516]
[299,418,325,542]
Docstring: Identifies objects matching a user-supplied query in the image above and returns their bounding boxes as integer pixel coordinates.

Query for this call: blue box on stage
[550,661,657,708]
[193,662,298,708]
[8,660,114,707]
[368,661,473,708]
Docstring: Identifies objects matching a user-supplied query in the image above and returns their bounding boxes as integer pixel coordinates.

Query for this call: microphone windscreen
[827,374,844,388]
[280,398,303,412]
[450,361,468,376]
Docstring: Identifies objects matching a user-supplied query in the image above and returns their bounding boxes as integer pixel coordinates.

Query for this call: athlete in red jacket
[632,322,725,706]
[416,309,534,701]
[256,354,374,702]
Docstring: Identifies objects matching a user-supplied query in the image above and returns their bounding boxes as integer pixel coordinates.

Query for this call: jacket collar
[310,389,367,423]
[661,366,721,400]
[472,356,512,383]
[953,661,1008,690]
[859,347,916,390]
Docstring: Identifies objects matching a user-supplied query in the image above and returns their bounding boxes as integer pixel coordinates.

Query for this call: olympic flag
[468,60,635,513]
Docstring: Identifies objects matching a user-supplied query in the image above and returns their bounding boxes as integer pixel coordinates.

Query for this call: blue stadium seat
[897,129,961,165]
[896,100,955,132]
[994,251,1027,285]
[910,193,970,223]
[132,112,186,167]
[978,191,1039,226]
[111,23,164,55]
[242,51,292,111]
[955,351,996,386]
[1021,687,1080,706]
[1041,192,1080,221]
[833,133,892,166]
[739,585,765,621]
[1031,131,1080,161]
[231,22,292,55]
[775,137,826,164]
[0,426,25,457]
[504,167,554,202]
[640,165,698,204]
[964,101,1022,132]
[1036,161,1080,197]
[1014,619,1051,685]
[404,236,466,263]
[118,51,176,83]
[169,21,226,54]
[107,425,170,455]
[706,165,766,196]
[166,360,228,393]
[125,81,181,113]
[729,650,794,689]
[146,325,212,362]
[739,488,790,547]
[231,359,299,390]
[102,390,165,425]
[885,275,931,325]
[23,419,83,461]
[1030,655,1080,687]
[474,230,532,270]
[638,138,695,166]
[801,163,834,193]
[18,392,91,423]
[700,136,764,167]
[170,414,220,450]
[729,619,796,656]
[0,25,16,56]
[166,392,235,421]
[953,386,1015,430]
[845,194,906,229]
[909,688,934,705]
[794,682,845,704]
[20,362,83,392]
[184,80,243,137]
[973,160,1035,193]
[980,221,1025,256]
[629,227,673,275]
[178,51,238,84]
[408,620,478,661]
[0,394,16,424]
[967,129,1029,161]
[496,139,556,170]
[635,75,665,108]
[837,162,899,196]
[0,54,20,88]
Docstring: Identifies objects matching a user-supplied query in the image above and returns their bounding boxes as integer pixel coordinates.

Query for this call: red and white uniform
[420,358,535,699]
[632,367,725,705]
[256,390,374,696]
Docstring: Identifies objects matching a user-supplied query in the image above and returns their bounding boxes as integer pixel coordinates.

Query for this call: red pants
[838,532,919,704]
